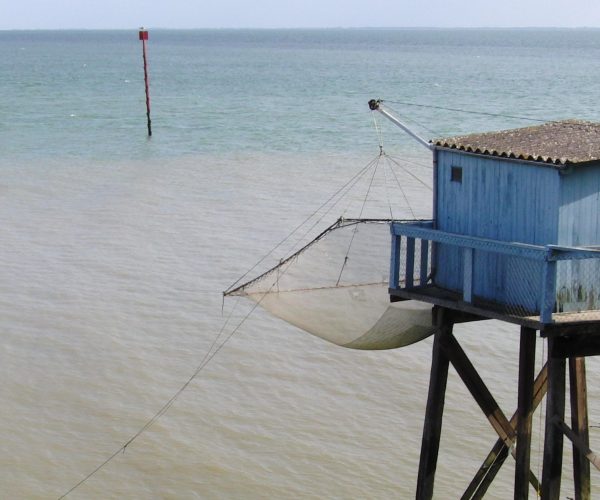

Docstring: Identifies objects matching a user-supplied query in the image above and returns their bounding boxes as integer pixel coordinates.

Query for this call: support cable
[384,154,417,219]
[381,102,443,137]
[383,99,552,123]
[224,154,383,295]
[59,272,291,499]
[382,156,395,220]
[335,155,381,286]
[385,154,432,191]
[57,298,250,499]
[372,112,385,154]
[291,155,380,254]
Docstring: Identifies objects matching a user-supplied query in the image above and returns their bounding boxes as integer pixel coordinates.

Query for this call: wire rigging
[224,155,383,295]
[57,299,248,499]
[383,102,443,137]
[290,155,381,256]
[336,155,381,286]
[60,99,442,498]
[382,156,395,220]
[371,111,385,154]
[385,154,432,191]
[383,99,551,124]
[384,155,417,219]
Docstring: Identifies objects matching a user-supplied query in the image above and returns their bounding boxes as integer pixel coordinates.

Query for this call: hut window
[451,166,463,183]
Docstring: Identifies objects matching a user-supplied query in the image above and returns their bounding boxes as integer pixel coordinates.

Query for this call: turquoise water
[2,28,600,161]
[2,29,600,499]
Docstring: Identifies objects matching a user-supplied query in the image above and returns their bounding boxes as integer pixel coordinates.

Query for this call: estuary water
[1,28,600,498]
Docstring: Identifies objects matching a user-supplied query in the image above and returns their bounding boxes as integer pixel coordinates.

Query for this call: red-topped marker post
[139,28,152,136]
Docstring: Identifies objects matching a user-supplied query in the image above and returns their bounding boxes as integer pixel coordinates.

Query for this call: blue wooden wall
[556,164,600,311]
[435,150,560,309]
[558,164,600,246]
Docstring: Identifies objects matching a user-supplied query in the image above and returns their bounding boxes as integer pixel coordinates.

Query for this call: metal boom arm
[369,99,433,151]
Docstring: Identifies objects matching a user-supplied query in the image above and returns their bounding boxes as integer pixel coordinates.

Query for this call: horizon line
[1,25,599,31]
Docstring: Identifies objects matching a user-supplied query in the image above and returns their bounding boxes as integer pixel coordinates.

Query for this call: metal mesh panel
[555,258,600,321]
[504,255,544,317]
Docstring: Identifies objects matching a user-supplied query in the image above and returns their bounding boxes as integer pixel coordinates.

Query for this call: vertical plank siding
[557,165,600,312]
[435,151,560,311]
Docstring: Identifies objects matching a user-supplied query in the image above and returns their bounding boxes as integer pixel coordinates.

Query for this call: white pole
[369,100,433,151]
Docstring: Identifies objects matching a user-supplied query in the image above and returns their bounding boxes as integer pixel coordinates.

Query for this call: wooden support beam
[541,337,566,500]
[461,363,547,500]
[569,357,591,500]
[461,441,509,500]
[542,323,600,337]
[515,327,536,500]
[441,309,486,325]
[553,417,600,472]
[552,334,600,359]
[439,331,515,447]
[416,307,452,500]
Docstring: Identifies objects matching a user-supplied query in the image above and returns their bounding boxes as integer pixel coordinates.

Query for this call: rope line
[58,131,416,498]
[372,112,385,153]
[400,156,433,170]
[59,98,533,497]
[290,156,381,256]
[383,99,551,124]
[382,156,395,220]
[224,154,383,295]
[58,298,247,499]
[335,155,381,286]
[384,154,433,191]
[384,155,417,219]
[338,155,380,219]
[383,103,443,137]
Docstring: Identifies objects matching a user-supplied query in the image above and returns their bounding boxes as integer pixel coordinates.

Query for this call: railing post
[463,247,474,303]
[390,230,402,290]
[406,237,415,288]
[540,254,557,323]
[420,240,429,287]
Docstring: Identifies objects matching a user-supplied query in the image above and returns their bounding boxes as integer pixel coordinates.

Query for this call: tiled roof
[433,120,600,166]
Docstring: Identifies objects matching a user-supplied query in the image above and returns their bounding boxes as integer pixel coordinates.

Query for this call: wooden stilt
[552,418,600,472]
[440,331,514,448]
[461,445,509,500]
[541,337,566,500]
[515,326,536,499]
[437,326,545,496]
[462,363,547,500]
[569,357,590,500]
[416,307,452,500]
[412,313,594,499]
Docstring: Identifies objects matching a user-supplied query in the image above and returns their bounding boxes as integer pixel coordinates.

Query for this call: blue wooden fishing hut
[370,100,600,500]
[390,119,600,325]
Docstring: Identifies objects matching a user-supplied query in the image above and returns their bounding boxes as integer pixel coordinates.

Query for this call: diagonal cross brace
[461,364,548,499]
[439,332,543,495]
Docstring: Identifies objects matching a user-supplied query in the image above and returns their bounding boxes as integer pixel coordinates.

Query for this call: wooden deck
[390,284,600,332]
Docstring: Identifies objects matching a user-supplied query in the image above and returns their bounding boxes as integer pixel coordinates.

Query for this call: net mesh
[226,219,435,350]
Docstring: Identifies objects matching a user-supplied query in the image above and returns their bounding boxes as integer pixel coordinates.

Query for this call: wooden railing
[390,221,600,323]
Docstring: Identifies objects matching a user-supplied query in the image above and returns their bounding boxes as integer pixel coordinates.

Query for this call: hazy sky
[1,0,599,30]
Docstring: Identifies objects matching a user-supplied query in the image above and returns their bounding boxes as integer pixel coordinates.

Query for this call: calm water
[1,28,600,498]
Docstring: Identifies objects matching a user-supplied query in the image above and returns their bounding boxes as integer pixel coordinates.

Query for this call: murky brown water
[1,153,598,499]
